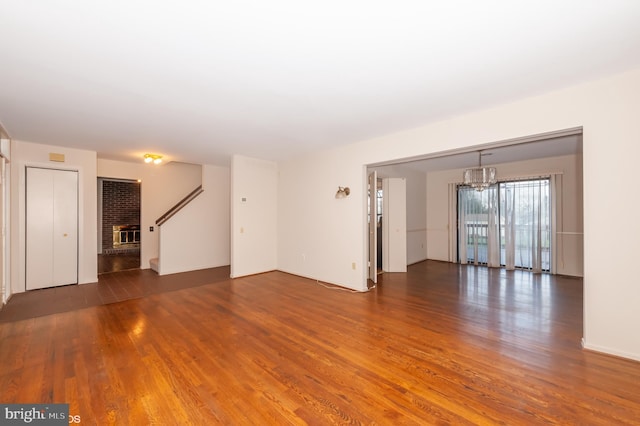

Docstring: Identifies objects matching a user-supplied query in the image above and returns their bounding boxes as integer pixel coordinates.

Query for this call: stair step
[149,257,159,273]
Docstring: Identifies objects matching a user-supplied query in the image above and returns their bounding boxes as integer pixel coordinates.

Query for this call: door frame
[368,171,377,284]
[25,166,79,290]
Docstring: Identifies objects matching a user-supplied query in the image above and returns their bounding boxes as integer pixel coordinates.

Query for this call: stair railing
[156,185,204,226]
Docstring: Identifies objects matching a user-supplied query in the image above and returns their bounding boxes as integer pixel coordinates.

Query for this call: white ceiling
[0,1,639,165]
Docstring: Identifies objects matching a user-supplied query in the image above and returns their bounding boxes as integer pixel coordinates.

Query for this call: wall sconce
[335,186,350,199]
[144,153,163,164]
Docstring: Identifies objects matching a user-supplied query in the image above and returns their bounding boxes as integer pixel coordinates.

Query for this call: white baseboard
[582,340,640,362]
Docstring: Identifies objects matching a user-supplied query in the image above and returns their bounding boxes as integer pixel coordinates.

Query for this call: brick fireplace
[101,180,141,254]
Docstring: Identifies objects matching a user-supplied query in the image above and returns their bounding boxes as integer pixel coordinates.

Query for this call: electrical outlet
[352,262,356,270]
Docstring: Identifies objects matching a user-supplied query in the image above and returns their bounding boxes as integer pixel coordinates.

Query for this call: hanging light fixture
[463,151,496,191]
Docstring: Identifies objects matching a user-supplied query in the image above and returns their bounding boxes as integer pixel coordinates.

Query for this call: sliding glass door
[500,179,550,271]
[458,178,551,272]
[458,186,495,266]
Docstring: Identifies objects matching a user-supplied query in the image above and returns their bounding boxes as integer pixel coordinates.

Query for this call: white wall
[158,165,230,275]
[425,170,451,262]
[97,159,202,269]
[231,155,277,278]
[405,171,428,265]
[426,154,583,277]
[276,67,640,360]
[373,165,428,265]
[10,140,98,293]
[277,150,364,288]
[382,178,407,272]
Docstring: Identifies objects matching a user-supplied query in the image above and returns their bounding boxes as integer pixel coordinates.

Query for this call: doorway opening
[366,127,582,279]
[97,178,141,274]
[368,172,408,285]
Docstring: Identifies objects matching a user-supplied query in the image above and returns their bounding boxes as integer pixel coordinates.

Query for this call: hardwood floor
[0,267,231,322]
[98,252,141,274]
[1,261,639,424]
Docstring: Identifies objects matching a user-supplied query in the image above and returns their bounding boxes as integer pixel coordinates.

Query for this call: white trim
[17,161,84,292]
[583,341,640,363]
[369,127,583,168]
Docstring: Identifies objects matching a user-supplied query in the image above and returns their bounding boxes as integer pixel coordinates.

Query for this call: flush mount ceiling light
[143,153,163,164]
[335,186,350,199]
[463,151,497,192]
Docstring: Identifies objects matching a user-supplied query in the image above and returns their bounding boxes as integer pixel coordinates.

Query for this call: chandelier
[463,151,497,191]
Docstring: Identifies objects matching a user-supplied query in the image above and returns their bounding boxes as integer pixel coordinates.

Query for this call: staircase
[150,185,204,274]
[149,257,159,273]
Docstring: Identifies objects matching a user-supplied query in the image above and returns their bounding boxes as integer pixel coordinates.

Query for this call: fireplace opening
[112,224,140,249]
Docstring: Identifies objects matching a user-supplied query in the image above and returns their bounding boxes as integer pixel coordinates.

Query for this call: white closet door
[26,167,78,290]
[52,169,78,284]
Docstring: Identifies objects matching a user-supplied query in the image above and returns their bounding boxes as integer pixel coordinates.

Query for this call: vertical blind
[458,178,550,272]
